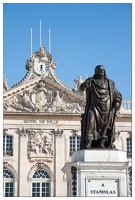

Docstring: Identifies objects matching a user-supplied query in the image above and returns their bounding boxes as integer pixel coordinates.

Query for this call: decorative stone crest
[27,129,53,157]
[31,80,52,111]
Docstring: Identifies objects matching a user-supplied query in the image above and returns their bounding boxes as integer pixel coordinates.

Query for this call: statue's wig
[93,65,107,79]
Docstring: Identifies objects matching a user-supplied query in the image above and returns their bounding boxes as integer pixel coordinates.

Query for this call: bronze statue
[79,65,122,149]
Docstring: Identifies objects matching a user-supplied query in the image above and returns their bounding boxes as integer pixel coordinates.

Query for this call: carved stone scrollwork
[115,131,121,139]
[25,58,34,70]
[27,129,53,157]
[3,128,8,135]
[46,90,84,113]
[30,46,52,62]
[19,127,29,137]
[4,89,39,112]
[54,128,64,137]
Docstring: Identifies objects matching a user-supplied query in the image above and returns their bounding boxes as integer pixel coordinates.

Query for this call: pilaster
[18,128,28,196]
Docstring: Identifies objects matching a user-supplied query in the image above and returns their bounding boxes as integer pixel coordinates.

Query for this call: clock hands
[34,61,48,75]
[40,64,43,72]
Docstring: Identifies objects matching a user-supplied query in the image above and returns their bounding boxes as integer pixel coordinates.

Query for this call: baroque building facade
[3,46,132,197]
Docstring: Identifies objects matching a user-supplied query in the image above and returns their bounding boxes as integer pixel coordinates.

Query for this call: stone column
[18,128,28,196]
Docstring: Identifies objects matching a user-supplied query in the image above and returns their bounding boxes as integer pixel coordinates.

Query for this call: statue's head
[94,65,106,79]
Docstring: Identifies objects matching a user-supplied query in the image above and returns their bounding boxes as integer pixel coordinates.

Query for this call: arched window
[3,170,14,197]
[32,170,50,197]
[69,136,81,156]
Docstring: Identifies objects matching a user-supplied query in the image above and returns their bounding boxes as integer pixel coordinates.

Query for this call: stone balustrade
[121,100,132,110]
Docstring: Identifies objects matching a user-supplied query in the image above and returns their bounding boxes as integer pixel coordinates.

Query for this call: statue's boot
[99,136,108,148]
[85,140,92,149]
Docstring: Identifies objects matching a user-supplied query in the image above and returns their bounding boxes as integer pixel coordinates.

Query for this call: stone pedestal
[62,149,129,197]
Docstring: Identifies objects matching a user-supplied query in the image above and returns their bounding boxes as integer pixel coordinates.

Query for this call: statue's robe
[79,77,122,148]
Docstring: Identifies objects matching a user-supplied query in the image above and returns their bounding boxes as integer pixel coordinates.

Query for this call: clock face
[34,61,49,75]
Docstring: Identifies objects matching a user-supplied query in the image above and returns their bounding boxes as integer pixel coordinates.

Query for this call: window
[3,135,13,156]
[3,170,14,197]
[32,170,50,197]
[70,136,81,155]
[126,138,132,153]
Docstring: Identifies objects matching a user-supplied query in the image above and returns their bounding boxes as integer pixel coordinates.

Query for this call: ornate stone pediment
[4,78,85,113]
[3,46,85,113]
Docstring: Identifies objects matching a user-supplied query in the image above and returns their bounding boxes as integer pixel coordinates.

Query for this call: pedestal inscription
[86,179,118,197]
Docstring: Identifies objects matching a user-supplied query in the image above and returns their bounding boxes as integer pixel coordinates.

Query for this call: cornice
[3,111,131,122]
[3,111,82,118]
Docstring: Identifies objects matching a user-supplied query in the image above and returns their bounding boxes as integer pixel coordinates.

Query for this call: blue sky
[3,2,132,100]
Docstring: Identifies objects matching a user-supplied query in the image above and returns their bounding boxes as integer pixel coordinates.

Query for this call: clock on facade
[34,61,49,75]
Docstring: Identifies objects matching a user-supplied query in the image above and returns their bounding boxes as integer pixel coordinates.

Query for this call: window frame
[126,138,132,153]
[69,135,81,156]
[31,170,50,197]
[3,135,13,156]
[3,170,14,197]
